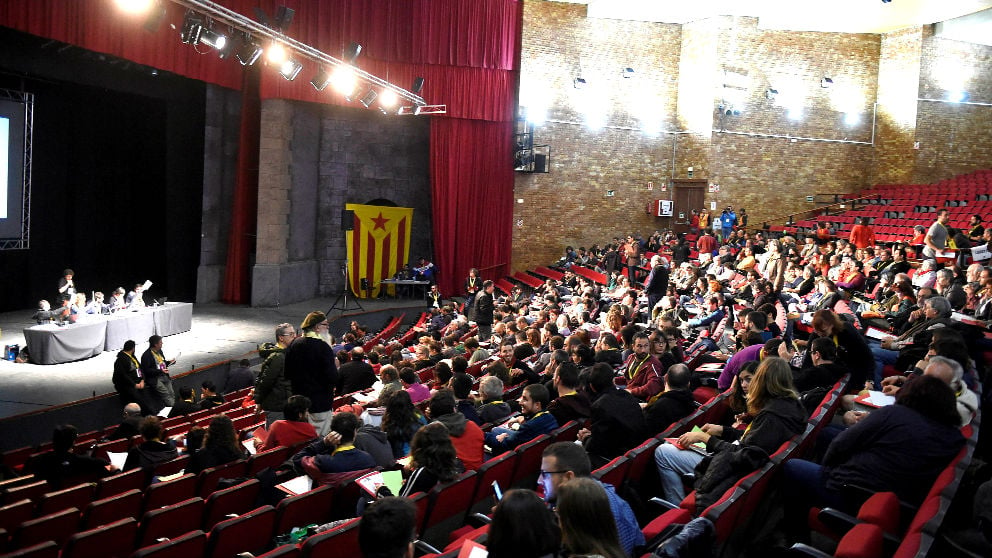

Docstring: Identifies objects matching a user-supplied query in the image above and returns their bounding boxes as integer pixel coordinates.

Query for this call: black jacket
[475,292,495,326]
[642,389,697,437]
[123,440,178,472]
[585,388,646,462]
[284,336,337,413]
[706,396,806,457]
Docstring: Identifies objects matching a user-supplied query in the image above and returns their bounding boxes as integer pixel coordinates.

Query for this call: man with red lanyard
[622,331,663,401]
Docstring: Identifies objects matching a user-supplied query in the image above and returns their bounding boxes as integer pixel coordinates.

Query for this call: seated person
[358,497,418,558]
[109,287,127,311]
[31,299,54,324]
[642,364,697,437]
[198,380,225,410]
[25,425,114,489]
[292,411,377,485]
[779,376,965,540]
[255,395,318,452]
[108,403,144,440]
[484,383,558,455]
[187,415,247,475]
[123,416,178,472]
[169,386,200,417]
[126,283,146,308]
[427,390,485,471]
[477,376,514,425]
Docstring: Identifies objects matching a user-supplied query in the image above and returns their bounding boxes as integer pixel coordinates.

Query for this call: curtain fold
[430,118,515,296]
[221,65,261,304]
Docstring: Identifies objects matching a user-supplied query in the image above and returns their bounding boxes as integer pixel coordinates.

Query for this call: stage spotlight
[143,1,167,32]
[200,28,227,51]
[344,42,363,64]
[411,77,425,95]
[820,77,833,88]
[573,77,587,89]
[279,59,303,81]
[115,0,154,14]
[622,67,635,78]
[378,89,399,112]
[236,41,263,66]
[310,67,332,91]
[273,6,295,31]
[332,66,357,97]
[844,112,861,126]
[266,41,288,64]
[360,89,378,108]
[180,12,204,45]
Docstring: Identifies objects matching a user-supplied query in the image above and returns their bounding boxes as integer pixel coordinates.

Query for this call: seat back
[202,479,262,530]
[205,505,276,558]
[624,438,661,482]
[274,484,337,535]
[300,517,361,558]
[10,507,79,550]
[591,455,630,489]
[510,434,551,488]
[60,517,138,558]
[36,482,95,516]
[424,471,478,532]
[3,481,49,505]
[94,468,144,500]
[257,543,303,558]
[197,460,248,498]
[0,540,59,558]
[551,421,579,443]
[0,498,34,532]
[470,452,516,513]
[143,473,197,511]
[130,529,206,558]
[81,489,143,530]
[137,497,205,548]
[247,447,289,476]
[150,455,189,479]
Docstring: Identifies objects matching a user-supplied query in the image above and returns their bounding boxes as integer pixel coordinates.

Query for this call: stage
[0,296,429,421]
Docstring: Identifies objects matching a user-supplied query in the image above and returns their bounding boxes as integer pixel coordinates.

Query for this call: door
[672,179,707,233]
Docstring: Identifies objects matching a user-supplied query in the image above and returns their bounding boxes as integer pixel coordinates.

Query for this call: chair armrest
[413,539,443,556]
[787,543,833,557]
[649,497,680,511]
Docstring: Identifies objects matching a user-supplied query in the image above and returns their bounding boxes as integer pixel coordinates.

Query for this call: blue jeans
[654,442,705,505]
[870,344,899,390]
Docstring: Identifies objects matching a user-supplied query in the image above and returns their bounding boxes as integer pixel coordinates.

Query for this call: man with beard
[285,311,337,436]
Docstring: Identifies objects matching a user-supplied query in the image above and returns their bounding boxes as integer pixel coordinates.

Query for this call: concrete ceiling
[554,0,992,41]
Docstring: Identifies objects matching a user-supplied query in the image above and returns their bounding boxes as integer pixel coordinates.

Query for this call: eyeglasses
[540,470,568,478]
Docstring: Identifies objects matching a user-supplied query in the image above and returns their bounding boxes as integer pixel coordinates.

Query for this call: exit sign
[806,195,814,202]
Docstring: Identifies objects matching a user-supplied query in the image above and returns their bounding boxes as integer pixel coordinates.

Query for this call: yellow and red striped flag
[346,204,414,298]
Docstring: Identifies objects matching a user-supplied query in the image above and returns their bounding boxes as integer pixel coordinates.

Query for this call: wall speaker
[534,154,547,173]
[342,209,354,231]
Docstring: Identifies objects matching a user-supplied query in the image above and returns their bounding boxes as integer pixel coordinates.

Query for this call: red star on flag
[371,212,389,230]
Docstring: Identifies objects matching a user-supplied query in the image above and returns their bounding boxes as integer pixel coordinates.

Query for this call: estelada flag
[346,204,414,298]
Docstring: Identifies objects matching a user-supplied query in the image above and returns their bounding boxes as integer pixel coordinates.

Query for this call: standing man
[923,208,951,259]
[141,335,176,412]
[464,268,481,318]
[624,235,641,284]
[643,255,670,319]
[57,268,76,303]
[285,312,337,436]
[475,280,495,341]
[112,339,146,412]
[255,323,295,427]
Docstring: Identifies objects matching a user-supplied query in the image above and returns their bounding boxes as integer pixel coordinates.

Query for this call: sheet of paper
[458,539,488,558]
[157,407,172,417]
[864,327,892,341]
[867,390,895,407]
[242,439,257,455]
[277,475,313,495]
[106,451,128,471]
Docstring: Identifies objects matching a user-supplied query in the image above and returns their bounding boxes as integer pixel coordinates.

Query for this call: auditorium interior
[0,1,991,557]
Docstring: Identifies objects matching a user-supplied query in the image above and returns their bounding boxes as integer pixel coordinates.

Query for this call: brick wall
[914,28,992,183]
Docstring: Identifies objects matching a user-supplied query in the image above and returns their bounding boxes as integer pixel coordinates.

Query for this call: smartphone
[491,480,503,502]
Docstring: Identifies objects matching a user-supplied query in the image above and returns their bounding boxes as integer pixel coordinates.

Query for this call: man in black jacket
[578,363,646,467]
[642,364,697,437]
[112,339,147,412]
[475,281,495,341]
[141,335,176,412]
[644,255,671,319]
[286,311,337,436]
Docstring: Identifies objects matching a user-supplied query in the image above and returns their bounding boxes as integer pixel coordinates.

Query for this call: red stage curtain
[430,118,515,296]
[222,66,261,304]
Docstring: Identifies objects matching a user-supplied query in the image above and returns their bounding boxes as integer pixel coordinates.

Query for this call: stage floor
[0,296,428,420]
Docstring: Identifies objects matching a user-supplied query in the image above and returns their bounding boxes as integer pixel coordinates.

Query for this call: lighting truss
[166,0,444,114]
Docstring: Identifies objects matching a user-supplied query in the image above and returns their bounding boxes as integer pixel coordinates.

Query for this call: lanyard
[628,354,649,380]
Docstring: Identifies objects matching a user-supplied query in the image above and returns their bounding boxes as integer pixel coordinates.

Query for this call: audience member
[485,383,558,455]
[255,322,295,426]
[486,489,560,558]
[428,389,484,471]
[292,411,377,486]
[254,394,317,453]
[187,415,246,475]
[358,497,417,558]
[123,416,178,472]
[198,380,225,410]
[224,358,254,394]
[169,386,200,417]
[26,425,114,489]
[285,311,337,436]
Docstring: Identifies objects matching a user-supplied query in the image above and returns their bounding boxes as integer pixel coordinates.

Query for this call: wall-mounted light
[621,67,635,79]
[573,77,587,89]
[820,77,833,88]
